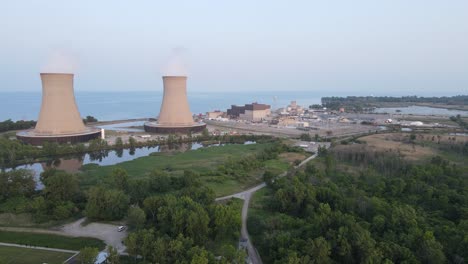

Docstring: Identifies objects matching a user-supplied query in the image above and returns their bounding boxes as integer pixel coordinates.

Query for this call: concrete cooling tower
[144,76,206,133]
[17,73,101,145]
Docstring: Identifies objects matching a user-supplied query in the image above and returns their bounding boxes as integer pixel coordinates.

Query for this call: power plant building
[144,76,206,133]
[227,103,271,122]
[16,73,101,145]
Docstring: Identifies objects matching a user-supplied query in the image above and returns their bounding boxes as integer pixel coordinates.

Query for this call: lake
[0,91,323,121]
[373,106,468,117]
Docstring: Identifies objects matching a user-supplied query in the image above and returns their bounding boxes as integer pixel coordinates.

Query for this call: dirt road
[216,153,319,264]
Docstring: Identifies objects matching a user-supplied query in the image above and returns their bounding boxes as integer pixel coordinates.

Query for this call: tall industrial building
[16,73,101,145]
[227,102,271,122]
[144,76,206,133]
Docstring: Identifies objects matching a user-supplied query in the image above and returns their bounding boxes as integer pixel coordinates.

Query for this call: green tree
[417,231,446,264]
[143,195,163,223]
[83,115,98,124]
[52,202,75,220]
[43,171,80,202]
[213,203,241,240]
[85,187,129,220]
[0,170,35,201]
[300,133,312,141]
[263,170,276,186]
[106,246,120,264]
[79,247,99,264]
[30,196,48,222]
[114,137,123,148]
[128,136,136,148]
[306,237,332,264]
[127,206,146,229]
[111,167,129,191]
[190,249,210,264]
[125,233,139,263]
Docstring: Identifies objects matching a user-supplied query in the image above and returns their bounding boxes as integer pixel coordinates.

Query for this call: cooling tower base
[16,128,101,146]
[144,122,206,134]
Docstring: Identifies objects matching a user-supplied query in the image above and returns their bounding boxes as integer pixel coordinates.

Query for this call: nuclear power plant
[144,76,206,133]
[16,73,101,145]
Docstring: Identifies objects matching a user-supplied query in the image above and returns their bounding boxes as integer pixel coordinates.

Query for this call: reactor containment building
[17,73,101,145]
[144,76,206,133]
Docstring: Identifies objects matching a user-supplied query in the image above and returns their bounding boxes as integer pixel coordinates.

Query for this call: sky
[1,0,467,95]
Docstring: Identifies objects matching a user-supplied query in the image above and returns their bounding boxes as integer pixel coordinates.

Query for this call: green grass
[264,159,290,172]
[250,188,273,210]
[0,245,74,264]
[82,143,271,180]
[80,143,286,197]
[0,231,105,250]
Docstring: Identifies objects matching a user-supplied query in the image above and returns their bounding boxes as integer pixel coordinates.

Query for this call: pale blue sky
[1,0,467,95]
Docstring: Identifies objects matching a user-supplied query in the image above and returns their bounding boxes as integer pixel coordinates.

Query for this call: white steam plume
[162,47,189,76]
[41,50,78,74]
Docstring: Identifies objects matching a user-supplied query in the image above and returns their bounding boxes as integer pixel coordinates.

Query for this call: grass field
[0,245,74,264]
[80,143,291,196]
[0,231,105,250]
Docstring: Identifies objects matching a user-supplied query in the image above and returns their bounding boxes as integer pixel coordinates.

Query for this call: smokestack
[144,75,206,134]
[16,73,101,145]
[35,73,87,135]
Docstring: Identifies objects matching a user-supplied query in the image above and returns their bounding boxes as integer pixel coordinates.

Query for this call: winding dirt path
[216,153,318,264]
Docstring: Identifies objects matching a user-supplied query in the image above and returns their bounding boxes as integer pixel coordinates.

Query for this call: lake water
[3,91,466,121]
[96,121,146,132]
[373,106,468,117]
[0,91,323,121]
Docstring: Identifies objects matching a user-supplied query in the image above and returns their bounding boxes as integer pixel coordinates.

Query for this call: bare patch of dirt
[279,152,307,164]
[359,133,435,161]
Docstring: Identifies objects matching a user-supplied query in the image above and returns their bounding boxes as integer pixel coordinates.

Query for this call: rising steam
[41,50,78,74]
[162,47,189,76]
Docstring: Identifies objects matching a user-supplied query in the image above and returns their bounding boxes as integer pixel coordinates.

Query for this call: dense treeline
[82,116,98,124]
[0,134,275,167]
[250,145,468,263]
[0,167,245,263]
[0,169,85,222]
[321,95,468,111]
[0,119,36,133]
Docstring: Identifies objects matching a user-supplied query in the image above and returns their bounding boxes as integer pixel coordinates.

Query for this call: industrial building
[206,110,225,120]
[227,103,271,122]
[16,73,101,145]
[144,76,206,133]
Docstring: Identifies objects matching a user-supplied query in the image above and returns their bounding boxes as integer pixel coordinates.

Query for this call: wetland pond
[4,141,256,190]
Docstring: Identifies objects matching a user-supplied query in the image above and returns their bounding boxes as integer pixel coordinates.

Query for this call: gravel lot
[61,218,127,253]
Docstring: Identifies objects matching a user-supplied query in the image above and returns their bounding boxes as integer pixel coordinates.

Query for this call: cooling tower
[17,73,101,145]
[144,76,206,134]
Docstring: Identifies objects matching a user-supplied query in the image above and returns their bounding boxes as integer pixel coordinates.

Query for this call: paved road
[216,153,318,264]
